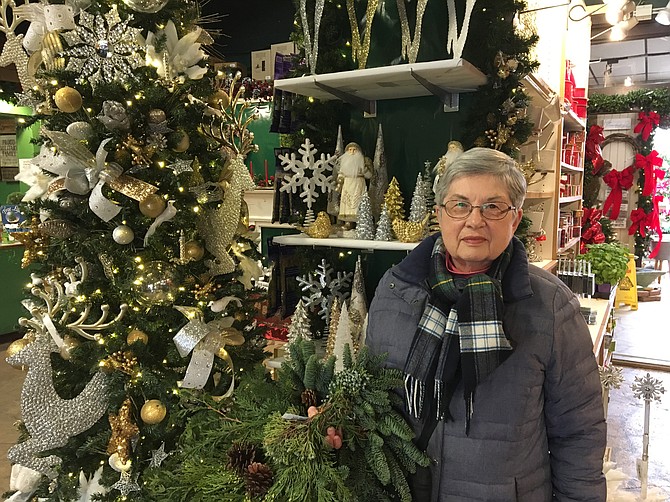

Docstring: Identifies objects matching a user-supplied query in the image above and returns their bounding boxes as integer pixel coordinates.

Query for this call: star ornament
[167,158,193,175]
[107,398,140,463]
[149,442,169,468]
[61,6,144,88]
[111,470,141,497]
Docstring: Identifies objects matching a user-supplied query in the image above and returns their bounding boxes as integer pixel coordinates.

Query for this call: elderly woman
[366,148,606,501]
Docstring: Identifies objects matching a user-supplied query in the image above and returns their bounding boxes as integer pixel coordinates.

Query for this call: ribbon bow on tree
[173,299,245,398]
[602,166,634,220]
[585,125,606,174]
[634,150,665,197]
[633,111,660,142]
[628,208,654,238]
[42,131,158,221]
[580,207,606,254]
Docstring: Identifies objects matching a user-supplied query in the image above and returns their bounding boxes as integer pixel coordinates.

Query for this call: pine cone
[245,462,274,497]
[301,388,317,408]
[227,442,256,475]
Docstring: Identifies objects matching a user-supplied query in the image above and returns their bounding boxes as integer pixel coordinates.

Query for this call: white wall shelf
[273,58,487,115]
[560,162,584,173]
[273,234,419,251]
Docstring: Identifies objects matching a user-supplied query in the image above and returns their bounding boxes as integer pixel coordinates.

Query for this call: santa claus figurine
[336,142,372,227]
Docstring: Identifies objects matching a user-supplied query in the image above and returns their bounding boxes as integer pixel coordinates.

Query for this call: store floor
[1,278,670,498]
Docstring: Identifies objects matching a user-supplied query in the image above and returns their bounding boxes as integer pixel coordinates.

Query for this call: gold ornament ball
[127,329,148,345]
[170,130,190,153]
[139,194,166,218]
[184,240,205,261]
[6,338,31,368]
[112,225,135,245]
[54,86,83,113]
[148,108,166,124]
[140,399,167,425]
[59,335,81,360]
[207,89,230,108]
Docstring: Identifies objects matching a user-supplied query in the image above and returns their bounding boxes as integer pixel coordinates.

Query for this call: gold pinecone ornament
[227,442,257,475]
[245,462,274,497]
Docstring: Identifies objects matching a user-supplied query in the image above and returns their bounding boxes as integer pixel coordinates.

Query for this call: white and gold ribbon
[43,131,158,221]
[14,4,76,53]
[173,304,245,397]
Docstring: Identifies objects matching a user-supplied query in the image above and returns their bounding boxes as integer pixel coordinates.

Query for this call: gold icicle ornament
[346,0,379,69]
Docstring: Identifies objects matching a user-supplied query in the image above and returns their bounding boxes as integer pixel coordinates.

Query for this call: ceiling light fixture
[609,14,639,40]
[656,0,670,25]
[605,0,635,25]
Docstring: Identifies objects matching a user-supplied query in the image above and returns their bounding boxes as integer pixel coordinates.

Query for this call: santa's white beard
[339,150,365,177]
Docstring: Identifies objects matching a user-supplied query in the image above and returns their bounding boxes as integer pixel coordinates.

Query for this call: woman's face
[436,174,523,273]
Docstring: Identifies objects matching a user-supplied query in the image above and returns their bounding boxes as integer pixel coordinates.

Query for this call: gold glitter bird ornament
[392,213,430,243]
[302,211,332,239]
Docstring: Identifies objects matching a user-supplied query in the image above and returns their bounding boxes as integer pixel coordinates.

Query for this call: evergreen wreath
[588,90,670,260]
[143,338,429,501]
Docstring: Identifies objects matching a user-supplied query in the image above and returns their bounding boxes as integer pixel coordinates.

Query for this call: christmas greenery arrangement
[143,338,430,501]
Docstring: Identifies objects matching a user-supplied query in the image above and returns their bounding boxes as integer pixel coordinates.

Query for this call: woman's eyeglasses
[438,200,516,220]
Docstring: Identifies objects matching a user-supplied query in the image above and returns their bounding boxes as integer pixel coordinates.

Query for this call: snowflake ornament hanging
[61,6,144,88]
[279,139,336,223]
[297,259,352,324]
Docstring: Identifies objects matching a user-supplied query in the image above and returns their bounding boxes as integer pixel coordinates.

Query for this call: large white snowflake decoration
[61,6,144,88]
[279,138,335,225]
[632,373,666,402]
[296,259,352,325]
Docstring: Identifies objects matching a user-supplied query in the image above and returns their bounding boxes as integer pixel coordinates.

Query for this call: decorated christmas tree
[384,176,405,222]
[287,299,312,342]
[355,191,375,240]
[3,2,265,500]
[409,173,428,223]
[368,124,389,221]
[375,204,394,241]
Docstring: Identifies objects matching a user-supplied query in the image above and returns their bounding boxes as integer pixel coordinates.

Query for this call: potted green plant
[581,242,630,295]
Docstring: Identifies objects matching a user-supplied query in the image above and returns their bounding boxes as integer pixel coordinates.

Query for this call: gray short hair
[434,147,527,208]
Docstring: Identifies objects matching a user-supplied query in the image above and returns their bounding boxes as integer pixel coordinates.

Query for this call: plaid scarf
[403,237,514,434]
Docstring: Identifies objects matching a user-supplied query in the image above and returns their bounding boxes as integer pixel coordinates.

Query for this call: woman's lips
[461,236,486,244]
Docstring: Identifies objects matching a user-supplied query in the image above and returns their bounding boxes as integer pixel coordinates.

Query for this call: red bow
[634,111,660,142]
[628,208,654,238]
[634,151,665,196]
[585,125,605,174]
[602,166,634,220]
[649,195,665,259]
[580,207,606,254]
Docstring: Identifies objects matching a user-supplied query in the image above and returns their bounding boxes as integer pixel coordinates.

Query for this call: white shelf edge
[273,234,419,251]
[273,58,487,105]
[560,162,584,172]
[522,74,557,104]
[559,195,582,204]
[563,109,586,131]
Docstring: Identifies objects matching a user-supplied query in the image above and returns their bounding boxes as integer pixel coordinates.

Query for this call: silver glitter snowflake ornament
[632,373,666,402]
[61,6,144,88]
